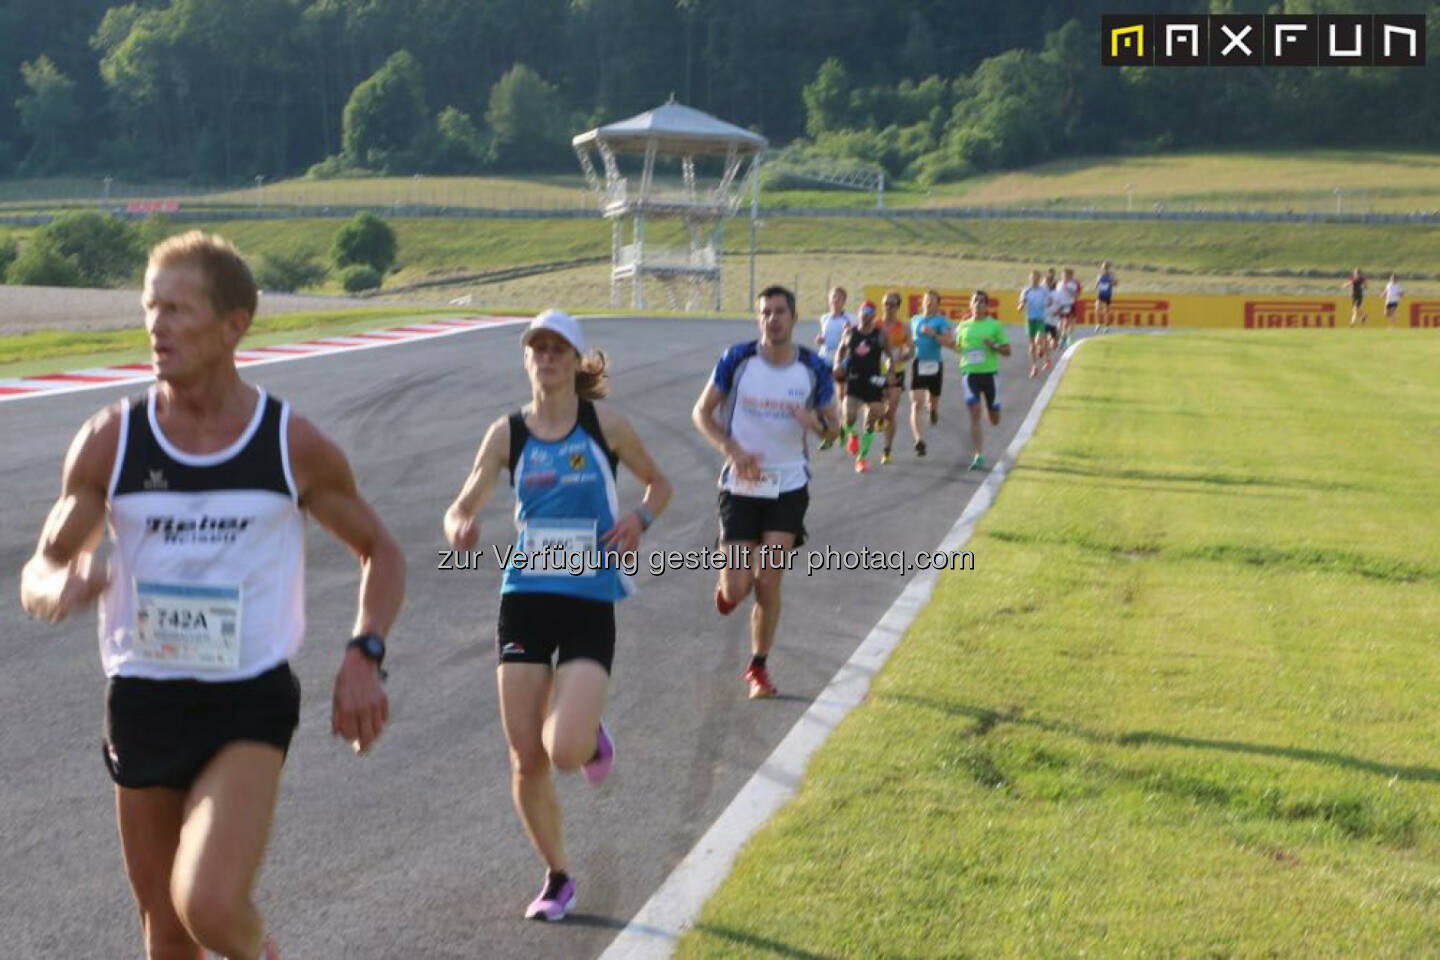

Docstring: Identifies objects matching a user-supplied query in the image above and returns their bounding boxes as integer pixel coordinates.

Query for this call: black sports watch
[347,632,388,680]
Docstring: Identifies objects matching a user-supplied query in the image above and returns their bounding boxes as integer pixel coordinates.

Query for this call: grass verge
[676,331,1440,958]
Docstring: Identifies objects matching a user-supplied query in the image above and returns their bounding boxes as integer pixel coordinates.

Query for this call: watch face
[353,634,384,661]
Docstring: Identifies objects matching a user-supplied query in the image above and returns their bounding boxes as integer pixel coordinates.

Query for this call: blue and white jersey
[817,311,853,364]
[1096,272,1115,299]
[503,401,632,602]
[711,341,832,494]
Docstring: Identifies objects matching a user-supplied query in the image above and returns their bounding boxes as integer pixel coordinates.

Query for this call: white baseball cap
[521,309,586,354]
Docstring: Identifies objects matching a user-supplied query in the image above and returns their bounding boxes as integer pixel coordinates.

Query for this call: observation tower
[573,99,766,310]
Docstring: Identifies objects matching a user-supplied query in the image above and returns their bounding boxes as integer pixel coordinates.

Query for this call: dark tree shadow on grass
[880,694,1440,784]
[691,924,842,959]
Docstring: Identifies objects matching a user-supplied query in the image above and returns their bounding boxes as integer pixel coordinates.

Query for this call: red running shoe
[744,664,778,699]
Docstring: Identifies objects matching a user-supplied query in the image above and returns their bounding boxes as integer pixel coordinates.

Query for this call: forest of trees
[0,0,1436,185]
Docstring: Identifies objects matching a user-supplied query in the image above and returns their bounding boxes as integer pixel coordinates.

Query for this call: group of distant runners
[813,263,1119,475]
[1343,268,1406,327]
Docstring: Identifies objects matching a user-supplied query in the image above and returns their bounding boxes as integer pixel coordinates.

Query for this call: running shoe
[969,454,986,471]
[744,664,778,699]
[846,434,860,456]
[929,406,938,426]
[1029,365,1037,378]
[525,872,577,921]
[1043,359,1053,371]
[881,450,893,465]
[914,439,927,457]
[714,584,737,616]
[583,721,614,786]
[855,458,868,474]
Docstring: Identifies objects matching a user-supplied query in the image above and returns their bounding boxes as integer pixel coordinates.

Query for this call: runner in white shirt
[1042,270,1061,362]
[814,286,854,420]
[1054,267,1081,347]
[1384,274,1403,327]
[694,285,840,699]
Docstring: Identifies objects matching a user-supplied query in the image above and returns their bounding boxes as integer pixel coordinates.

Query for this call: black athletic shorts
[1098,293,1112,305]
[963,372,1000,411]
[910,359,943,396]
[718,486,808,549]
[1044,323,1059,340]
[497,592,616,673]
[846,376,885,405]
[104,663,301,791]
[1352,293,1365,306]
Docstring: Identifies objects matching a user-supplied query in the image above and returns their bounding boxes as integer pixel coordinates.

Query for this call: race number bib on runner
[521,518,599,576]
[916,360,940,376]
[727,469,781,499]
[133,580,242,670]
[964,349,987,366]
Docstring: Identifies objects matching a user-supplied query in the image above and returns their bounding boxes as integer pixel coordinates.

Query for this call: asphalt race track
[1,314,1060,958]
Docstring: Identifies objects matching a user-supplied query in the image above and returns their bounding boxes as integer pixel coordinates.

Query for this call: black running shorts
[963,372,1000,411]
[910,359,943,396]
[718,486,809,549]
[497,592,616,673]
[104,663,301,790]
[846,376,885,405]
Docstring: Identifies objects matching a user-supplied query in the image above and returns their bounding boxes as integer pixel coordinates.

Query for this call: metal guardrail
[2,204,1437,227]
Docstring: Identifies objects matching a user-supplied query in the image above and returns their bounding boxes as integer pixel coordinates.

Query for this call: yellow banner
[860,286,1440,329]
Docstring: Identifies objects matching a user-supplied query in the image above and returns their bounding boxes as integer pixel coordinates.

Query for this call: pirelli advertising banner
[861,286,1440,330]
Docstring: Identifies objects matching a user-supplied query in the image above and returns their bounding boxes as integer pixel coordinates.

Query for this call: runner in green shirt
[955,290,1011,470]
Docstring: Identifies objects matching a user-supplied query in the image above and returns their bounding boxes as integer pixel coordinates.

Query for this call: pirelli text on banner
[1101,14,1425,67]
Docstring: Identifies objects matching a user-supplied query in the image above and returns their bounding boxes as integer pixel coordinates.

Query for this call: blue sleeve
[800,347,835,408]
[712,342,753,394]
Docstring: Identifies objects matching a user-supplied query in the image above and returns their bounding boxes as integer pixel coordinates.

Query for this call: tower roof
[573,100,766,156]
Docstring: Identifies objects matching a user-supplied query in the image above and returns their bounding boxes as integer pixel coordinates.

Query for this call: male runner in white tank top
[21,232,405,960]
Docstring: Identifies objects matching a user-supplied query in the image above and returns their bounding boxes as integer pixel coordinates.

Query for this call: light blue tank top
[502,402,633,602]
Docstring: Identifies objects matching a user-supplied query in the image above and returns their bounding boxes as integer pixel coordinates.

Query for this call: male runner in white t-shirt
[694,285,840,699]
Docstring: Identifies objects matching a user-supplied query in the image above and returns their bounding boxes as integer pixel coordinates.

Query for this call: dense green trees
[0,1,1434,184]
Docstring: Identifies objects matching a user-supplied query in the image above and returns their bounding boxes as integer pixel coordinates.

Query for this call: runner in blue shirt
[444,310,672,922]
[1094,261,1118,334]
[1018,270,1052,378]
[908,289,955,457]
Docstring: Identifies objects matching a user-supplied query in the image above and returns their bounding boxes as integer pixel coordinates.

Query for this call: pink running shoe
[525,872,577,922]
[582,721,614,785]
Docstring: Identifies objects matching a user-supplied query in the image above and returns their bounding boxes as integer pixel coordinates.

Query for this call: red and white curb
[0,314,527,404]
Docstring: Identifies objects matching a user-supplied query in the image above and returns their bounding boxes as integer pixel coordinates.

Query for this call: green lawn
[676,331,1440,958]
[59,214,1428,297]
[0,308,474,375]
[5,150,1439,215]
[930,149,1440,213]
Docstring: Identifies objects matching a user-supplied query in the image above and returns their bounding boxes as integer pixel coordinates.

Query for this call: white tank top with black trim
[99,387,305,681]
